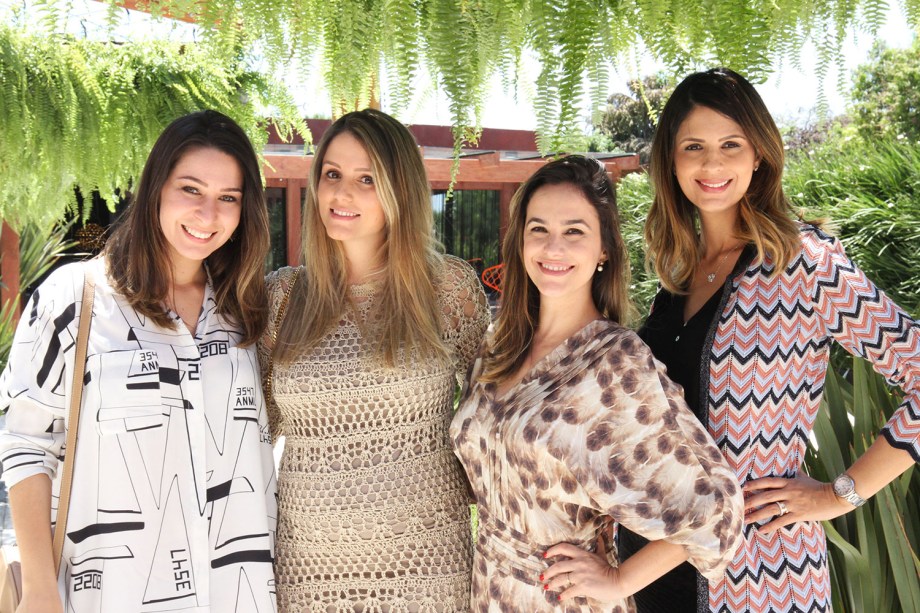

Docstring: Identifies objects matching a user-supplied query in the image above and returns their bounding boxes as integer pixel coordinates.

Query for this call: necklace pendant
[706,272,716,283]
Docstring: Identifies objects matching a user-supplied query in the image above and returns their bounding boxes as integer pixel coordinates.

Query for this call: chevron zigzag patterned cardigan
[694,224,920,613]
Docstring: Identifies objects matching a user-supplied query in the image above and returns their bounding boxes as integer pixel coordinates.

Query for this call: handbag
[0,268,95,613]
[0,546,21,613]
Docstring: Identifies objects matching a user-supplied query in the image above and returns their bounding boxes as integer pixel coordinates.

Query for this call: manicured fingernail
[538,573,544,581]
[543,584,549,590]
[542,551,548,558]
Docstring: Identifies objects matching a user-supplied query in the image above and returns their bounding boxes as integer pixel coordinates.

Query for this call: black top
[639,286,724,421]
[617,285,723,613]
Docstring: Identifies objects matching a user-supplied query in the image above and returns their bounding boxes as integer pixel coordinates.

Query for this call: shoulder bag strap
[263,268,301,401]
[52,268,95,575]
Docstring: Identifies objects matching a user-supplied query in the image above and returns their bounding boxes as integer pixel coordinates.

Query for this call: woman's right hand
[16,589,63,613]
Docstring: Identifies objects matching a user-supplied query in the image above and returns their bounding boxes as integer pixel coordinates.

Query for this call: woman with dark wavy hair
[622,67,920,613]
[452,155,743,611]
[0,110,277,613]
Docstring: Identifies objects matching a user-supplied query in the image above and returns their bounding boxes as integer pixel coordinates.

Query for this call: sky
[2,0,917,130]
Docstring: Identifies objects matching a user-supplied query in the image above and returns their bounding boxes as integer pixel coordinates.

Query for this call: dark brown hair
[480,155,632,383]
[105,110,269,345]
[646,67,800,293]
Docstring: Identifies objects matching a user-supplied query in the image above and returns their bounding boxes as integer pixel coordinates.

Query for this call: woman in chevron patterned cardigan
[619,67,920,613]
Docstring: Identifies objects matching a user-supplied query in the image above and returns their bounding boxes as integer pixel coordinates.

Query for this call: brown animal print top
[451,319,744,612]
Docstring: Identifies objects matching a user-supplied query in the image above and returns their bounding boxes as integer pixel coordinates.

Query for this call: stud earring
[596,262,604,272]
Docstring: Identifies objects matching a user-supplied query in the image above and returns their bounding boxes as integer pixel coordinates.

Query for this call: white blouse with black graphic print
[0,257,277,612]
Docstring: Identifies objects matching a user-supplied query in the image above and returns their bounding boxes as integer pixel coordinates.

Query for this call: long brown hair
[274,109,449,366]
[105,110,269,346]
[480,155,632,384]
[645,67,801,293]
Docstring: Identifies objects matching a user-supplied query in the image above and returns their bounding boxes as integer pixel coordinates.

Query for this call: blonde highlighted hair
[645,67,802,293]
[274,109,449,366]
[480,155,632,384]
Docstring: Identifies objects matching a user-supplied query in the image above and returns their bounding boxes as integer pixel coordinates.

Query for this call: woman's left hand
[744,474,853,533]
[541,542,623,602]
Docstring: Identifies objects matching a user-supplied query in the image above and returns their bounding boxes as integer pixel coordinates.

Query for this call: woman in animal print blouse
[451,155,744,612]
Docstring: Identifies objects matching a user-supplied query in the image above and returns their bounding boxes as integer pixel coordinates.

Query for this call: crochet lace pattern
[260,256,490,612]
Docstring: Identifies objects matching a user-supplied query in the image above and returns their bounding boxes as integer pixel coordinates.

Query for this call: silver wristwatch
[832,473,866,508]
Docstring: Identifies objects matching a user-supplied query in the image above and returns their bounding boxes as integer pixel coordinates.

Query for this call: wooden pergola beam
[263,153,640,183]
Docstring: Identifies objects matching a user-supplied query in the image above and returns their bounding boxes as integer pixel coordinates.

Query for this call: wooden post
[1,221,21,323]
[285,179,305,266]
[498,183,517,250]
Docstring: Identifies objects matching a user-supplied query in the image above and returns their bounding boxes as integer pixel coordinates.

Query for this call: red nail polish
[543,584,549,591]
[539,573,544,581]
[542,551,548,558]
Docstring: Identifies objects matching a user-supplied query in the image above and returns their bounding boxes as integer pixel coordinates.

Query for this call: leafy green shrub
[614,171,657,320]
[784,135,920,315]
[805,356,920,613]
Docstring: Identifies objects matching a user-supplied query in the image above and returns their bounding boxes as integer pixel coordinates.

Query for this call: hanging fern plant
[20,0,917,155]
[0,23,307,231]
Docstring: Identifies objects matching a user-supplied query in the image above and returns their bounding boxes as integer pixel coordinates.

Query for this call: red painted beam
[1,221,21,324]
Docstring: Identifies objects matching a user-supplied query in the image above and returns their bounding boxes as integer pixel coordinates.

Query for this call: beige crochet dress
[260,255,490,612]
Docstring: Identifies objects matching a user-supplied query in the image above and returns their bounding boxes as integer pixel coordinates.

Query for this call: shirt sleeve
[570,338,744,581]
[810,233,920,462]
[0,264,85,489]
[439,256,490,384]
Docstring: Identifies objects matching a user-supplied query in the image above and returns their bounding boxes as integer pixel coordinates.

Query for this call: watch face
[834,474,854,496]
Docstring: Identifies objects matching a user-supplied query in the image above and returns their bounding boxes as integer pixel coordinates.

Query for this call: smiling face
[673,105,760,219]
[158,146,242,273]
[317,131,388,255]
[522,183,606,306]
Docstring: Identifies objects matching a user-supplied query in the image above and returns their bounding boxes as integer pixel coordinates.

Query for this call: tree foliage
[25,0,908,152]
[850,39,920,142]
[0,24,307,231]
[597,74,675,163]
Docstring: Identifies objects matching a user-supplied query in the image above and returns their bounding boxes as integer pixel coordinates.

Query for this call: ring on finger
[776,501,789,516]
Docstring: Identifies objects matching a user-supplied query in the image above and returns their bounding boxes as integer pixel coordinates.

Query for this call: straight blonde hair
[480,155,632,384]
[645,68,802,294]
[274,109,449,366]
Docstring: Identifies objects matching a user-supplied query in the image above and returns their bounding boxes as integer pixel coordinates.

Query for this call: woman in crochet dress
[260,108,490,612]
[0,110,277,612]
[619,67,920,613]
[451,155,744,611]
